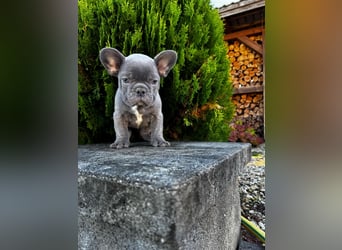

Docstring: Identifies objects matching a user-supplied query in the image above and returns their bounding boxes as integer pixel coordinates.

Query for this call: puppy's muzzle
[133,84,149,97]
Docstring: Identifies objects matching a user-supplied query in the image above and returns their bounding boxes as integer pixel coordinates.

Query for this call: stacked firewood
[232,93,264,120]
[227,35,263,89]
[225,34,265,137]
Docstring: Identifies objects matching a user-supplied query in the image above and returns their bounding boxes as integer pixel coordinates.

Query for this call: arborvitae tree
[78,0,234,144]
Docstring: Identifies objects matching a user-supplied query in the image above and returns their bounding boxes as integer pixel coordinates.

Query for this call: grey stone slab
[238,240,265,250]
[78,142,251,250]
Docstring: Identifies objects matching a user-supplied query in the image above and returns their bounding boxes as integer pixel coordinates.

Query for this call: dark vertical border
[0,1,78,249]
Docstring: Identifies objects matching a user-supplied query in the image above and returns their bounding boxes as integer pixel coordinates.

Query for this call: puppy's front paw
[110,140,130,149]
[151,138,170,147]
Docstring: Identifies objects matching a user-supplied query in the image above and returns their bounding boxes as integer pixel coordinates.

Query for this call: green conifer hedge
[78,0,234,144]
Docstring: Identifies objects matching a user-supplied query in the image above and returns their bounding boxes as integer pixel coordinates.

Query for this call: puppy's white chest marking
[131,105,143,127]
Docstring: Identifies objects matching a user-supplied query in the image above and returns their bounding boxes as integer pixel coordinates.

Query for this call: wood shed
[219,0,265,139]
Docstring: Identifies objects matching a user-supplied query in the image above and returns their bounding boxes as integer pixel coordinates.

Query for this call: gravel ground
[239,143,265,244]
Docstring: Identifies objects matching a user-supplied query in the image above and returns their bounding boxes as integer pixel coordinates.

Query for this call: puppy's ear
[154,50,177,77]
[99,48,125,76]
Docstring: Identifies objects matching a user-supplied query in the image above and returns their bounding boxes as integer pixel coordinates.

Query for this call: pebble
[239,143,265,232]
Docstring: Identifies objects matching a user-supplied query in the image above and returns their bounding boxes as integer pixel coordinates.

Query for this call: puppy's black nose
[136,87,146,97]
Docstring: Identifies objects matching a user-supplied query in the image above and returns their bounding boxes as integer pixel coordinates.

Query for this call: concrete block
[78,142,251,250]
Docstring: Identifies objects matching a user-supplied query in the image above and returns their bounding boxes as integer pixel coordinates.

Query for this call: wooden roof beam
[219,0,265,18]
[237,36,263,55]
[224,27,264,41]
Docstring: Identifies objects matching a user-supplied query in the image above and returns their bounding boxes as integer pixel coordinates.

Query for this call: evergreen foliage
[78,0,234,144]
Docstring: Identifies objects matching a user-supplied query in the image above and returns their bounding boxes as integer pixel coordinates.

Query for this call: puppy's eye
[122,78,129,83]
[152,80,158,84]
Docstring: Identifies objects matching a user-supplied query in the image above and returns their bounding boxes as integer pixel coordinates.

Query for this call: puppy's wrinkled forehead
[120,54,159,81]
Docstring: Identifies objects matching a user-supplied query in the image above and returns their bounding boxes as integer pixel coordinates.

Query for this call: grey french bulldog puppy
[99,47,177,149]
